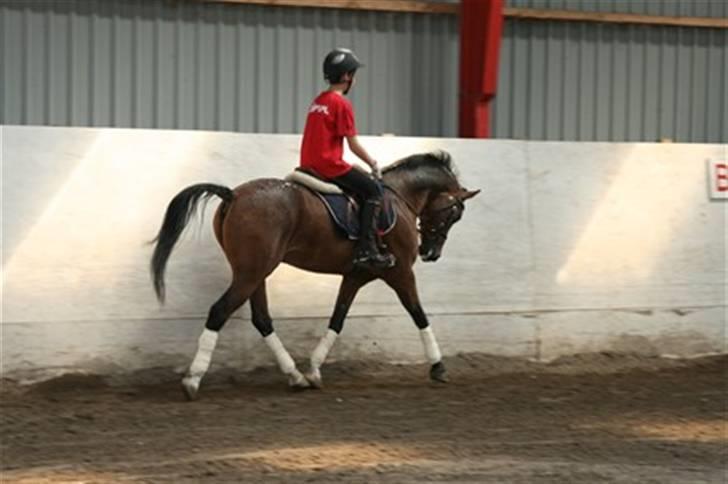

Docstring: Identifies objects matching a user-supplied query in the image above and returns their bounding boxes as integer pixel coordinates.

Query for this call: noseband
[419,196,464,242]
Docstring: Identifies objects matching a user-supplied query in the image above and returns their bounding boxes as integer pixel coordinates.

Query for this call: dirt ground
[1,352,726,483]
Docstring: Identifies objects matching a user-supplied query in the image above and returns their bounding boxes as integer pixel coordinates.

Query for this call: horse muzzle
[419,245,442,262]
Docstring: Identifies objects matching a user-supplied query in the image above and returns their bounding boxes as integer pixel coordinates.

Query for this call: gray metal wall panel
[502,0,727,143]
[0,0,458,136]
[492,16,727,142]
[2,1,725,142]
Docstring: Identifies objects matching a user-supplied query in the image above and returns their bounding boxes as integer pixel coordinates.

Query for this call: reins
[384,184,419,217]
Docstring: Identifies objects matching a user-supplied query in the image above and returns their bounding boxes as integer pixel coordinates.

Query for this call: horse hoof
[288,373,311,391]
[289,381,311,392]
[181,378,199,401]
[430,362,449,383]
[304,370,323,389]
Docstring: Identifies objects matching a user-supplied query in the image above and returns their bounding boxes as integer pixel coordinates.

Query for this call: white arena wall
[1,126,725,381]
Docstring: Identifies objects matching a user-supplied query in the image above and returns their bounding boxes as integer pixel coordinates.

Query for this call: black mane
[382,151,459,191]
[383,151,457,178]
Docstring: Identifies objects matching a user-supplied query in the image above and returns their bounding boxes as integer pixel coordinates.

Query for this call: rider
[299,48,396,270]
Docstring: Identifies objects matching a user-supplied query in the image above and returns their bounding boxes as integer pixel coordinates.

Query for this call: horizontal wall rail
[201,0,728,28]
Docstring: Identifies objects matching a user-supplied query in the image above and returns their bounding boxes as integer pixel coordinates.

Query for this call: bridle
[385,185,463,240]
[419,195,464,242]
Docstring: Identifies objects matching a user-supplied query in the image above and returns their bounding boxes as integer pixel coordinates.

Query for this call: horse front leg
[305,273,373,388]
[385,269,448,383]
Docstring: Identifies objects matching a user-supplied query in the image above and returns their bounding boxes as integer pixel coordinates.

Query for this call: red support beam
[458,0,504,138]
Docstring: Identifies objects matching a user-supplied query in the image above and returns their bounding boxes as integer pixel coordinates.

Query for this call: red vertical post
[458,0,504,138]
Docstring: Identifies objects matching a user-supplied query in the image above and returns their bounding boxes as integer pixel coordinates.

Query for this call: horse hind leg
[250,282,310,389]
[182,279,253,400]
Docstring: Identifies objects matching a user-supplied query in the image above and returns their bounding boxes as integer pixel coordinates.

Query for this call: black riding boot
[354,200,396,270]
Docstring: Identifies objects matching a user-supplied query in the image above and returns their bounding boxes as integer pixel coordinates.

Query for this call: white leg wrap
[311,329,338,370]
[419,326,442,365]
[264,332,297,375]
[265,332,308,387]
[187,329,219,378]
[183,329,219,394]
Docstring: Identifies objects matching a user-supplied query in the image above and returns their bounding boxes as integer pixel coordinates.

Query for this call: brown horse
[151,151,479,400]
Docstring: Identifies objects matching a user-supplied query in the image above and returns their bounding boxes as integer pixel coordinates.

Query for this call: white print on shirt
[309,103,330,115]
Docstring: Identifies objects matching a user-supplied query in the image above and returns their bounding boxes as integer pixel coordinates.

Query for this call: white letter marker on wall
[708,159,728,200]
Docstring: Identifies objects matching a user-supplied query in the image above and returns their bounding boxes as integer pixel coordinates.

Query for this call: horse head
[382,150,480,263]
[418,187,480,261]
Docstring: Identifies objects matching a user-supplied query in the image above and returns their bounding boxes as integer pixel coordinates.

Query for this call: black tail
[151,183,234,303]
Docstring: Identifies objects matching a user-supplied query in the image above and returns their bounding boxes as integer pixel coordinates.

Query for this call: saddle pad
[313,192,397,240]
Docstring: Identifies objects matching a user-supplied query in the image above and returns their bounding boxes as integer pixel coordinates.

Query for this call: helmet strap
[342,70,356,95]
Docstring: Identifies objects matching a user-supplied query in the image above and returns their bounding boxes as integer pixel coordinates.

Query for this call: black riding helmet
[323,48,364,84]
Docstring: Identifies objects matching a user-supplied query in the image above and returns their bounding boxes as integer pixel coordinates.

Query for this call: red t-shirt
[300,91,357,179]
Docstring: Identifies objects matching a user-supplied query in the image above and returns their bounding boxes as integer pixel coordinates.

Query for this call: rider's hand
[371,161,382,180]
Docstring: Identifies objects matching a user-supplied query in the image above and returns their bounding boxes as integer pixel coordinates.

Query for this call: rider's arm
[346,135,379,176]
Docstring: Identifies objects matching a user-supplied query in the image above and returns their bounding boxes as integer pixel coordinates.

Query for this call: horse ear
[461,189,481,201]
